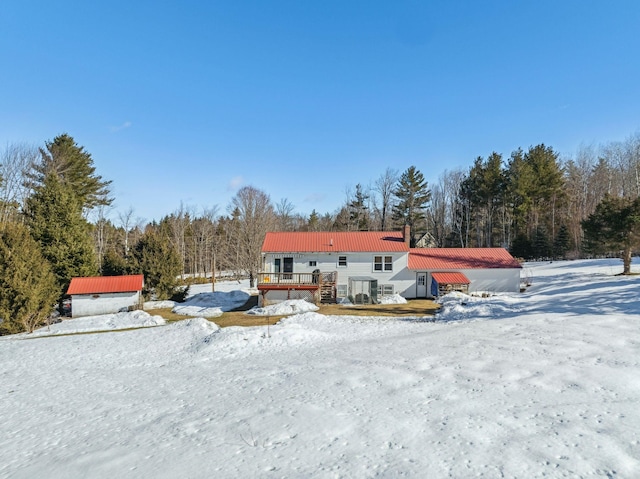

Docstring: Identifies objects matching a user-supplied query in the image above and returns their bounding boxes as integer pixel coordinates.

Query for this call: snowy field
[1,259,639,478]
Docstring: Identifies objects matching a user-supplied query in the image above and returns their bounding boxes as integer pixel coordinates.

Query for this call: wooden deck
[257,272,338,303]
[257,272,337,288]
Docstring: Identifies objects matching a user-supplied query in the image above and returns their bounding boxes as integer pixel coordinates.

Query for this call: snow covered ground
[145,280,255,317]
[1,259,639,478]
[10,310,166,337]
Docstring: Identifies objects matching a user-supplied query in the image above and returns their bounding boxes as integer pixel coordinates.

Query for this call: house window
[336,284,348,298]
[338,256,347,267]
[309,261,317,267]
[374,256,393,272]
[384,256,392,271]
[377,284,394,295]
[374,256,382,271]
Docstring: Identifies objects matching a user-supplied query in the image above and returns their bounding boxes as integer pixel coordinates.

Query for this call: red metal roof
[409,248,522,270]
[262,231,409,253]
[66,275,144,295]
[431,272,470,284]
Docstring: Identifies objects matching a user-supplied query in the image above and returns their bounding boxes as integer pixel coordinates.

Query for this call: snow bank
[143,279,255,312]
[435,291,522,322]
[378,293,408,304]
[143,299,176,310]
[23,310,166,337]
[172,290,250,317]
[246,299,319,316]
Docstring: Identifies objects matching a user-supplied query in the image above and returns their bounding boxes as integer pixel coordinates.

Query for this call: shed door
[417,273,427,297]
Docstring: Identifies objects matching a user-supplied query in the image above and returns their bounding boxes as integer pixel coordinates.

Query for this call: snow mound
[378,293,408,304]
[247,299,319,316]
[27,310,166,337]
[172,290,250,317]
[144,300,176,310]
[167,317,221,352]
[436,292,521,321]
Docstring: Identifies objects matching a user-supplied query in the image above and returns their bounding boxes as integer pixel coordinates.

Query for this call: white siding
[262,253,521,300]
[263,252,416,294]
[71,292,141,317]
[402,268,521,298]
[461,269,521,293]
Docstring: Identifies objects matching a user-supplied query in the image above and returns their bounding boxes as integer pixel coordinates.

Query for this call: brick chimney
[403,224,411,247]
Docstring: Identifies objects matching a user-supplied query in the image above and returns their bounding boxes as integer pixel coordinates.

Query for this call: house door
[416,273,427,297]
[274,258,281,273]
[283,257,293,279]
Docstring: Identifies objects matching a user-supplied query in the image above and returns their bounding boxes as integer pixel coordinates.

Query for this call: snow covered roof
[262,231,409,253]
[67,275,144,295]
[409,248,522,270]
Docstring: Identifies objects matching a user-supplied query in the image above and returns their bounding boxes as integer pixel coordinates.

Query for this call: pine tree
[348,184,370,231]
[26,133,112,211]
[133,228,182,299]
[553,225,571,259]
[392,166,431,245]
[510,233,533,260]
[532,226,552,259]
[0,221,58,334]
[582,194,640,274]
[308,209,319,231]
[101,249,133,276]
[24,174,97,308]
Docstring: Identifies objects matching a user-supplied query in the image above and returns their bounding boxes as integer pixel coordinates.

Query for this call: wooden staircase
[319,272,337,303]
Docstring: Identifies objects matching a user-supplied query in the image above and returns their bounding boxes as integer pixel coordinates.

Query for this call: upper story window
[374,256,393,272]
[338,256,347,267]
[309,260,317,267]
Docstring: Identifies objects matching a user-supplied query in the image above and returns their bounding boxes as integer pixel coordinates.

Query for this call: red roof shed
[67,275,144,295]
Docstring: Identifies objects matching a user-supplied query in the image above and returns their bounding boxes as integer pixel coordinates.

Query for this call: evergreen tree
[510,233,533,259]
[392,166,431,245]
[101,249,133,276]
[553,224,571,259]
[308,209,319,231]
[582,194,640,274]
[24,174,97,309]
[26,133,112,211]
[461,153,506,247]
[0,221,58,334]
[133,228,182,299]
[532,226,552,259]
[348,184,370,231]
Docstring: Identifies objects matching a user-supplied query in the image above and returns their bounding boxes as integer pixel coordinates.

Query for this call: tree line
[2,132,639,334]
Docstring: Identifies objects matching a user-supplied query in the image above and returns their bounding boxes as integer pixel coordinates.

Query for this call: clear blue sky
[2,1,639,222]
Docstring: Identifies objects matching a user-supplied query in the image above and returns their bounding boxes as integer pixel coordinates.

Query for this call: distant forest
[2,132,640,333]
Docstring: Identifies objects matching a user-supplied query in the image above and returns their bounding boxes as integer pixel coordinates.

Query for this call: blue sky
[2,1,639,222]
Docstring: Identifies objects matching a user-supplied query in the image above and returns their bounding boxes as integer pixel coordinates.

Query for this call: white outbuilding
[66,275,144,317]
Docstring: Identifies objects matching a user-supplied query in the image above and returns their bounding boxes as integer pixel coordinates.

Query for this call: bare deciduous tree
[0,142,38,223]
[229,186,275,287]
[275,198,296,231]
[374,168,399,231]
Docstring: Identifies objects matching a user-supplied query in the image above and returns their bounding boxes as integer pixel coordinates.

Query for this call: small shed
[431,272,470,297]
[66,275,144,318]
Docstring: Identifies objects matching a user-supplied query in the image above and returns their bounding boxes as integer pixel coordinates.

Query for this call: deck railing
[257,271,336,286]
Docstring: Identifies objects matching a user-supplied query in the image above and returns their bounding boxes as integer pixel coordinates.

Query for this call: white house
[66,275,144,317]
[258,227,521,305]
